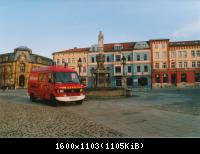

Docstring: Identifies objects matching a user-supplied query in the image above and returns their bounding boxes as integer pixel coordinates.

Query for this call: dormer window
[114,44,123,51]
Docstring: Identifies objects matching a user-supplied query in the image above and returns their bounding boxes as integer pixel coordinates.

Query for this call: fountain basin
[85,87,133,98]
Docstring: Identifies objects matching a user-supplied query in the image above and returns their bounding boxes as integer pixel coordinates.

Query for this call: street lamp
[121,56,126,88]
[77,58,82,78]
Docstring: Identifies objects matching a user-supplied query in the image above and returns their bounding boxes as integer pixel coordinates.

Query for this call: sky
[0,0,200,58]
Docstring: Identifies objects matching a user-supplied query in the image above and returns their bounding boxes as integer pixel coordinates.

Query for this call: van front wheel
[30,94,36,102]
[50,95,58,107]
[75,100,83,105]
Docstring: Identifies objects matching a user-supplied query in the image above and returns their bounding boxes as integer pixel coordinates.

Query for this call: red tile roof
[53,47,89,55]
[170,40,200,46]
[103,42,135,52]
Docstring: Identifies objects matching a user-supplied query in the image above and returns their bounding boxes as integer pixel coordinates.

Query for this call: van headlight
[80,89,83,92]
[57,89,64,93]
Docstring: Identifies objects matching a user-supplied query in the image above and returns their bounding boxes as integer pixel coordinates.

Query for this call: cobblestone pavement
[0,91,124,138]
[0,88,200,137]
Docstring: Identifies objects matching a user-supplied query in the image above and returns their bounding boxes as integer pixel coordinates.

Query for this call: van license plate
[69,96,77,100]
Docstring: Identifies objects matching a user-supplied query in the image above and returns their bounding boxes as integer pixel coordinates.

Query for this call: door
[126,77,133,87]
[138,77,148,87]
[19,75,25,87]
[171,74,177,85]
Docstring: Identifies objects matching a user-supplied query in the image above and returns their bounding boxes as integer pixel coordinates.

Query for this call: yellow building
[52,47,89,85]
[0,46,53,89]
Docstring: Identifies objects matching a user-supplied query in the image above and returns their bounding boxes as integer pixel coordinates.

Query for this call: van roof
[31,66,77,73]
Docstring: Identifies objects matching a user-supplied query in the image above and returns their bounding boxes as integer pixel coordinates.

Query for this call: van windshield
[54,72,80,84]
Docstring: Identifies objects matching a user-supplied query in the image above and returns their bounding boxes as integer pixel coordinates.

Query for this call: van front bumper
[55,95,85,102]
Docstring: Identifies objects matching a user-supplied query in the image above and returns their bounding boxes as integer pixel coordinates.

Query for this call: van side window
[48,73,53,83]
[38,73,46,82]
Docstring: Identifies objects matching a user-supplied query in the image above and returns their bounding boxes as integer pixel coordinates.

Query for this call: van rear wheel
[50,95,58,107]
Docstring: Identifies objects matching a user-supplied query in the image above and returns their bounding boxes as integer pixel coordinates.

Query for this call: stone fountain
[86,31,130,97]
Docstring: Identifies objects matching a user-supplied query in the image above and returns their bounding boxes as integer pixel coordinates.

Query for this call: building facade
[150,39,200,88]
[87,41,152,88]
[0,46,53,89]
[52,47,89,85]
[52,32,200,89]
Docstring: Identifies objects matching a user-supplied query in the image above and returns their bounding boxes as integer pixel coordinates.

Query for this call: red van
[28,66,85,106]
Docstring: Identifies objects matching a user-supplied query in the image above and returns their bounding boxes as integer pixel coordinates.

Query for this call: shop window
[156,74,160,83]
[181,73,187,82]
[163,73,168,83]
[195,73,200,82]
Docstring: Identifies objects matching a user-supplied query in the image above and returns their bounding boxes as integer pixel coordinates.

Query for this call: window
[106,67,110,71]
[62,59,65,64]
[83,57,86,63]
[83,67,86,73]
[144,54,147,60]
[162,51,166,59]
[197,50,200,57]
[155,63,159,69]
[68,58,71,63]
[192,61,196,68]
[178,51,187,58]
[128,66,131,73]
[183,51,187,58]
[128,55,131,61]
[156,74,160,83]
[171,62,175,68]
[179,62,182,68]
[184,62,188,68]
[72,58,75,63]
[48,73,53,83]
[115,66,121,73]
[92,57,95,63]
[114,45,123,50]
[38,73,46,82]
[162,62,167,69]
[191,51,195,57]
[178,51,182,58]
[137,55,140,61]
[144,65,148,72]
[116,77,122,86]
[163,73,168,83]
[137,66,141,72]
[19,63,25,72]
[195,73,200,82]
[155,44,158,49]
[55,72,80,83]
[197,61,200,67]
[162,43,165,48]
[57,59,60,65]
[155,52,159,59]
[171,51,176,58]
[107,56,110,62]
[181,73,187,82]
[115,55,121,61]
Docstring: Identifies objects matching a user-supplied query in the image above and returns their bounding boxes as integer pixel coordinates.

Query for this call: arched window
[19,63,25,73]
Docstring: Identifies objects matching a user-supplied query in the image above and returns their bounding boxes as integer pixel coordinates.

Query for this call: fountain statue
[91,31,110,88]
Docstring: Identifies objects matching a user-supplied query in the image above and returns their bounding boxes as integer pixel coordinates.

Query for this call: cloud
[172,21,200,38]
